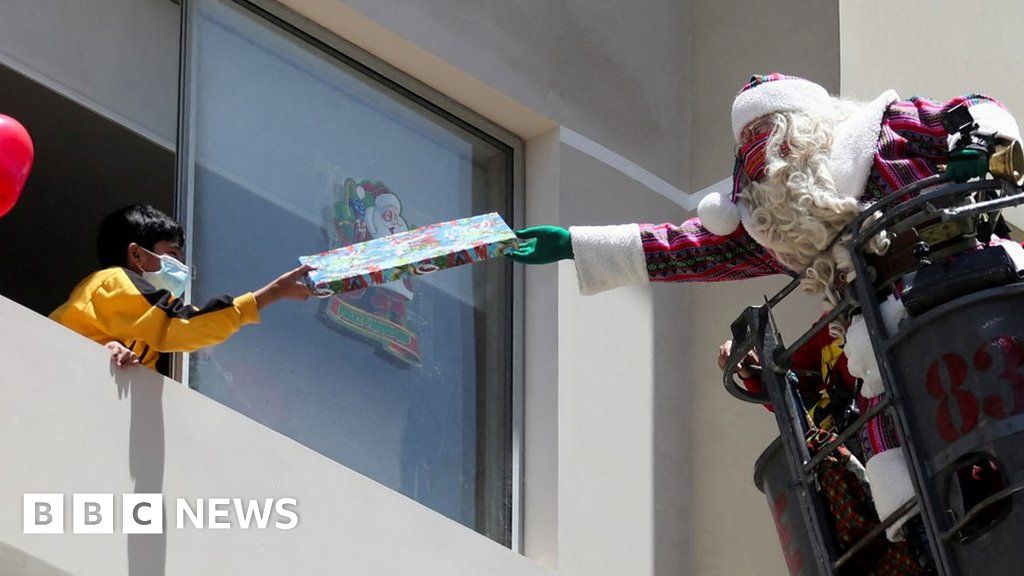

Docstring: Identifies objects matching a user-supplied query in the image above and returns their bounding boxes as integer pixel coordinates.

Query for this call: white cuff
[865,448,918,542]
[948,101,1023,148]
[569,224,648,295]
[845,298,907,399]
[845,314,884,398]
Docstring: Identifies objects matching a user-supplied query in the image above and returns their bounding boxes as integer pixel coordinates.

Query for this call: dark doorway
[0,63,175,315]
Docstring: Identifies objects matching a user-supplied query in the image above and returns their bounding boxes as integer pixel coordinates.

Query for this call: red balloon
[0,114,34,218]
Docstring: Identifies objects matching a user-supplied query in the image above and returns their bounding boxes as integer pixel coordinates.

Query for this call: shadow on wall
[114,366,167,576]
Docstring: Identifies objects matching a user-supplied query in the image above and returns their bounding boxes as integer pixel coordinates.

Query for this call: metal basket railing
[722,172,1024,575]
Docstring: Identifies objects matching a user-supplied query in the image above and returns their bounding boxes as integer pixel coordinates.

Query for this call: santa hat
[374,192,401,211]
[731,74,832,142]
[698,74,833,236]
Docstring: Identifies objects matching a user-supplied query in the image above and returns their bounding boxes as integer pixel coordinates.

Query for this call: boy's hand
[105,341,139,367]
[254,264,316,309]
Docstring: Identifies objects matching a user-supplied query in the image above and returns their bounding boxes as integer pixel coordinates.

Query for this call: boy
[51,204,313,373]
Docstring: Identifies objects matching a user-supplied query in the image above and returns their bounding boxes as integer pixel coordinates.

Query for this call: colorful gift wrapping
[299,212,518,296]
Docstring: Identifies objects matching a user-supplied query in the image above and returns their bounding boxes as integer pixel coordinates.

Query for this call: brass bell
[989,137,1024,185]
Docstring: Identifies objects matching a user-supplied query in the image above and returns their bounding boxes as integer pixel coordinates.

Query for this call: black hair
[97,204,184,268]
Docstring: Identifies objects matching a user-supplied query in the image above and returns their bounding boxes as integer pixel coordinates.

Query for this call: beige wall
[316,0,692,191]
[690,0,840,190]
[840,0,1024,228]
[0,0,179,148]
[554,140,693,576]
[687,1,839,574]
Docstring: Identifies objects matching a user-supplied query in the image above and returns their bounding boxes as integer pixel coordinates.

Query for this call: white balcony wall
[0,296,552,576]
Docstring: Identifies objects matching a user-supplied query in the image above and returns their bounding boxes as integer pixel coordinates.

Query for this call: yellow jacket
[50,267,260,370]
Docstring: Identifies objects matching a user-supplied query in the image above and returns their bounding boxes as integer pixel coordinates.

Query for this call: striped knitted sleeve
[887,94,1021,161]
[641,218,789,284]
[569,219,788,295]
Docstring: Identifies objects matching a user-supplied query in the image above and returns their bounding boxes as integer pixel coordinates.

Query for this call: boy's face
[128,240,184,273]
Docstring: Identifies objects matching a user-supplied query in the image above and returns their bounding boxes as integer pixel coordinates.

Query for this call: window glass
[185,0,514,544]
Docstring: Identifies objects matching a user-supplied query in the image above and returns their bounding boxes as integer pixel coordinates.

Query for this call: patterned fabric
[639,218,789,283]
[641,93,1010,284]
[808,429,876,545]
[738,73,802,95]
[860,396,903,460]
[866,95,1008,202]
[732,130,772,201]
[807,429,924,576]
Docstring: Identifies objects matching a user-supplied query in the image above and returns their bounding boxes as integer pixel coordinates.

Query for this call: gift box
[300,212,518,296]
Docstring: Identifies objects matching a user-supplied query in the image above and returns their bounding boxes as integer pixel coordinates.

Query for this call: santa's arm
[947,94,1022,147]
[569,217,790,295]
[897,94,1022,159]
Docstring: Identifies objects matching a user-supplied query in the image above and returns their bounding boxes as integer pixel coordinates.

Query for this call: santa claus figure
[512,73,1022,541]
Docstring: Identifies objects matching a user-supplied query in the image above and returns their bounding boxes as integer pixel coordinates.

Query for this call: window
[179,0,520,546]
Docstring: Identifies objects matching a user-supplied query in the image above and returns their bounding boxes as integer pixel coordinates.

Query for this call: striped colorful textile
[865,94,1007,202]
[859,396,902,459]
[737,73,800,95]
[640,218,790,283]
[732,130,771,201]
[640,93,1010,284]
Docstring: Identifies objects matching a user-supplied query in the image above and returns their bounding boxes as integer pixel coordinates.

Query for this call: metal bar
[833,499,920,570]
[942,190,1024,220]
[929,408,1024,473]
[817,174,951,259]
[853,180,996,250]
[722,306,771,404]
[849,211,961,575]
[942,481,1024,543]
[510,135,526,553]
[172,0,197,386]
[760,308,839,575]
[767,277,803,308]
[803,396,891,477]
[778,295,856,367]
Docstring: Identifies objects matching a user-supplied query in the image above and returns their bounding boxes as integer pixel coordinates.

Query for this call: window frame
[173,0,525,551]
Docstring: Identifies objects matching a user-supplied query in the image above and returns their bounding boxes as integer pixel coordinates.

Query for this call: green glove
[508,225,574,264]
[946,148,989,183]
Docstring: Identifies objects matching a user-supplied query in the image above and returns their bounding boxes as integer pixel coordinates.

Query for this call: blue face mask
[141,252,190,298]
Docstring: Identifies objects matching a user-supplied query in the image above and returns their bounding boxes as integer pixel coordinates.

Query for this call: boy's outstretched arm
[88,264,314,355]
[253,264,316,309]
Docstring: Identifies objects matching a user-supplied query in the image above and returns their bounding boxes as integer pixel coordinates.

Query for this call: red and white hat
[698,73,832,236]
[731,73,831,142]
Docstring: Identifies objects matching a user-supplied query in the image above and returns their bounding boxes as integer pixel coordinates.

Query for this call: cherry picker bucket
[755,436,819,576]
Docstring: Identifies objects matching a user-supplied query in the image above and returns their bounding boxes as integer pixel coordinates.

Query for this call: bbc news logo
[23,494,298,534]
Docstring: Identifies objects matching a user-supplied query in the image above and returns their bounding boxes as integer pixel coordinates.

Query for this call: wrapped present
[300,212,518,296]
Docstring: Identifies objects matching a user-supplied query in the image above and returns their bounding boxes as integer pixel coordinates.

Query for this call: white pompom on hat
[731,73,832,142]
[697,191,741,236]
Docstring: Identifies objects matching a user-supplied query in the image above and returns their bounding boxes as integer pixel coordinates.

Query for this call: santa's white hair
[741,101,889,312]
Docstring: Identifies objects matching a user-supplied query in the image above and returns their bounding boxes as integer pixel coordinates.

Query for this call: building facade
[7,1,1016,575]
